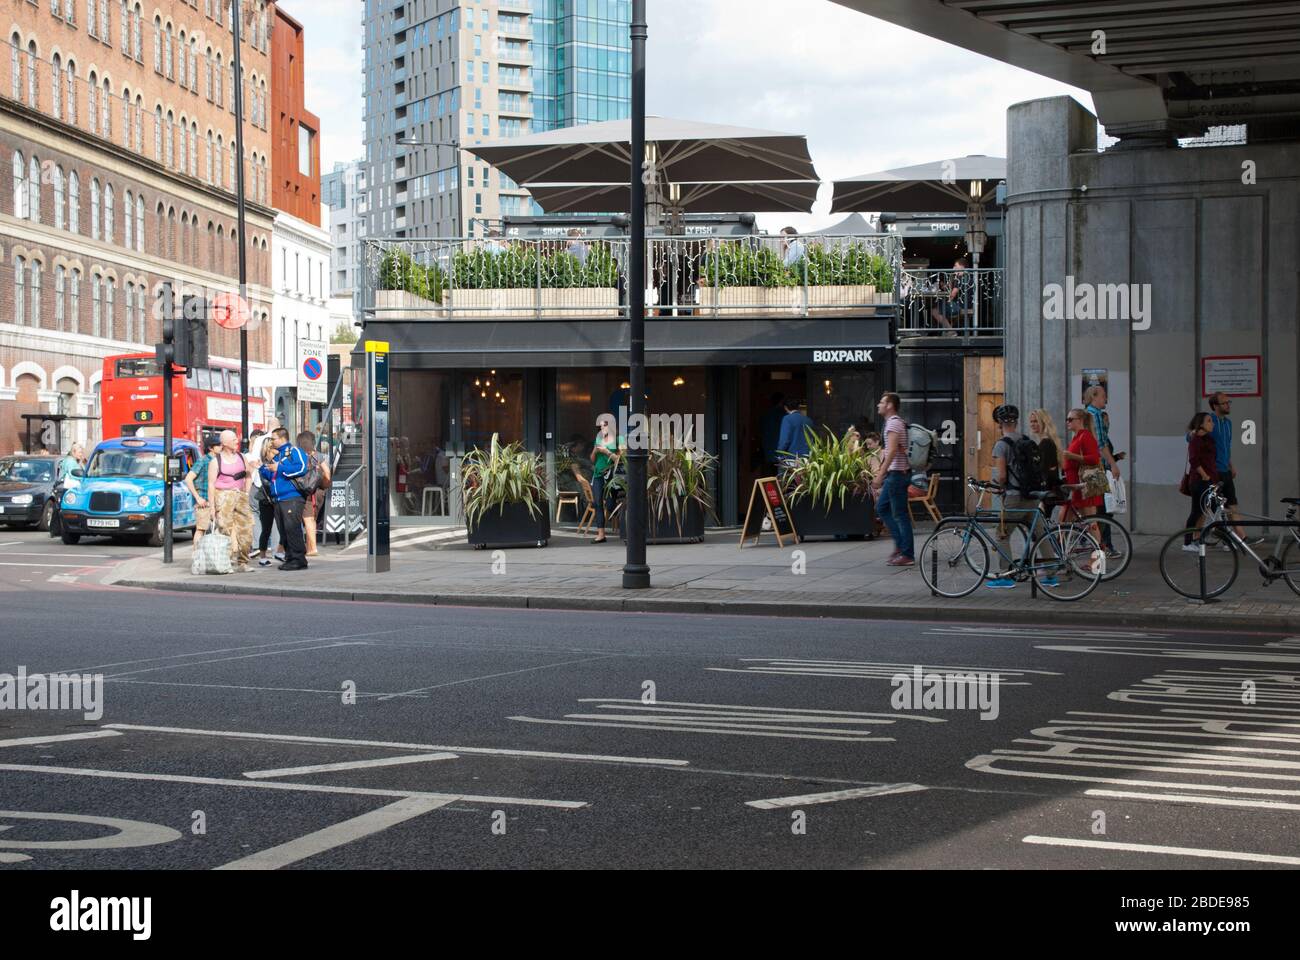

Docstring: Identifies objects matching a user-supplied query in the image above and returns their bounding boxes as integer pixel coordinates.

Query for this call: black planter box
[788,493,877,542]
[467,500,551,548]
[621,498,707,544]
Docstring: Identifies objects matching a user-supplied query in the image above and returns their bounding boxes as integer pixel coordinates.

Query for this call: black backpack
[1009,436,1048,493]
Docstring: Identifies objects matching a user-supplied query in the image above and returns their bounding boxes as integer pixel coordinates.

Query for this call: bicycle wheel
[919,524,989,598]
[1063,516,1133,581]
[1030,526,1101,601]
[1158,528,1238,600]
[1280,533,1300,598]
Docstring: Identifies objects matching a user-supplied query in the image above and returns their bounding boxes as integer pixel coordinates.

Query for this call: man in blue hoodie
[261,427,310,570]
[777,399,815,466]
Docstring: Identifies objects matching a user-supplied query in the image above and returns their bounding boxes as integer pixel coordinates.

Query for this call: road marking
[746,783,927,809]
[1022,835,1300,866]
[0,551,113,558]
[243,753,458,780]
[712,659,1059,683]
[0,730,123,748]
[0,562,114,569]
[0,810,182,852]
[1084,789,1300,811]
[102,722,690,766]
[104,642,373,678]
[377,654,621,700]
[511,716,895,743]
[106,678,431,698]
[0,763,587,809]
[214,796,454,870]
[579,698,943,720]
[0,540,24,547]
[55,635,383,676]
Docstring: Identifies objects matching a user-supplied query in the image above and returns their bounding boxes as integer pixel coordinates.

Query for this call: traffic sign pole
[365,341,390,574]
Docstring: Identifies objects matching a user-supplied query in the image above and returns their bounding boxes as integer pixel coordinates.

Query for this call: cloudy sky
[298,0,1094,227]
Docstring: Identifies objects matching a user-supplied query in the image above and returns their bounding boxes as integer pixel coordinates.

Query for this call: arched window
[214,51,222,106]
[121,86,131,146]
[123,190,133,249]
[135,280,145,341]
[101,77,111,137]
[167,207,176,260]
[90,178,101,238]
[12,151,27,218]
[68,171,79,233]
[205,130,214,182]
[134,95,143,152]
[215,133,224,188]
[26,41,38,108]
[14,257,25,327]
[28,155,41,224]
[189,122,198,177]
[228,142,235,188]
[29,260,42,327]
[165,110,174,167]
[177,30,187,88]
[55,265,66,330]
[103,183,114,243]
[164,24,173,80]
[87,71,99,135]
[65,59,76,124]
[204,48,212,100]
[119,2,128,53]
[123,282,133,341]
[133,4,142,61]
[99,1,110,44]
[10,33,19,101]
[189,40,198,93]
[88,1,97,39]
[53,166,65,229]
[216,224,225,274]
[153,16,161,73]
[69,268,81,334]
[91,274,102,337]
[178,116,188,172]
[105,279,115,338]
[154,104,162,159]
[135,194,144,252]
[51,54,62,119]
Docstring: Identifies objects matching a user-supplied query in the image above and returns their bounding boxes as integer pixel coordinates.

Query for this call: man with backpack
[260,427,312,571]
[991,405,1047,513]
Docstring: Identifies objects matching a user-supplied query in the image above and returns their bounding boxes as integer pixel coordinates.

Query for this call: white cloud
[294,0,1095,225]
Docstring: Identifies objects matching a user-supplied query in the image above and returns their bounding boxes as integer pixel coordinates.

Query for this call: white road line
[1022,835,1300,866]
[0,562,114,569]
[106,679,430,698]
[377,654,620,700]
[104,642,372,678]
[0,541,24,547]
[510,716,893,743]
[0,551,113,558]
[55,635,380,675]
[746,783,927,809]
[1084,788,1300,811]
[0,763,587,809]
[579,698,937,719]
[243,753,458,780]
[213,796,454,870]
[0,730,122,748]
[101,722,690,766]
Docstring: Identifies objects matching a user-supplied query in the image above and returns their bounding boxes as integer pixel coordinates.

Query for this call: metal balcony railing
[363,233,904,321]
[896,268,1004,337]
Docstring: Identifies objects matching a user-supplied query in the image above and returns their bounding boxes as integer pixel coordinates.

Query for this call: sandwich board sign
[740,476,798,548]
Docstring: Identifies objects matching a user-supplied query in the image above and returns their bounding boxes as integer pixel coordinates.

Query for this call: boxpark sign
[812,349,875,363]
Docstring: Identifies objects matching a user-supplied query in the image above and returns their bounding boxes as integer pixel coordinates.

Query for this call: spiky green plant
[460,434,548,525]
[646,445,719,537]
[377,249,446,301]
[783,427,876,512]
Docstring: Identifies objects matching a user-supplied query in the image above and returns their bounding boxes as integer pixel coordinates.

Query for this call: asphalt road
[0,529,1297,870]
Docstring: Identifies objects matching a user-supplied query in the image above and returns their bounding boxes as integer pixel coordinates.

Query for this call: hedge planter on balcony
[467,500,551,549]
[444,287,619,319]
[620,498,707,545]
[697,285,886,316]
[788,493,876,542]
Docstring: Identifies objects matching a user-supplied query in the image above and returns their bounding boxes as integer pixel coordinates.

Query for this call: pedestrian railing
[897,268,1004,337]
[362,232,904,321]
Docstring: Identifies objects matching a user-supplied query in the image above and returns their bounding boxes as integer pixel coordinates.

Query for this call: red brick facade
[269,6,318,225]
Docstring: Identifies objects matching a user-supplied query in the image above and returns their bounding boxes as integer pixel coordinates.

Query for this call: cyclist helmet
[992,404,1020,424]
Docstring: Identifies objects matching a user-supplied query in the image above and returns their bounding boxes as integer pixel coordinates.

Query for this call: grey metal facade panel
[367,317,894,368]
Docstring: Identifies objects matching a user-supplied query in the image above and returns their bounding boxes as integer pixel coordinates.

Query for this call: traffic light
[182,295,210,370]
[157,315,190,368]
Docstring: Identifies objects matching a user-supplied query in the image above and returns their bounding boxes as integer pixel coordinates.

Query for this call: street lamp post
[232,0,250,446]
[622,0,650,590]
[397,137,463,236]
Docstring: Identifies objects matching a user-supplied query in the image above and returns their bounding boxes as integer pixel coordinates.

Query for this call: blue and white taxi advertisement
[59,437,198,546]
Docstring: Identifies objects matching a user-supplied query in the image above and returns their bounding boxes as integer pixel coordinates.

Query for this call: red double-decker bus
[101,353,266,443]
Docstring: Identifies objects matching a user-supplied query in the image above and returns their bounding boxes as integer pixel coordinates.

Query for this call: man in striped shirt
[872,392,914,565]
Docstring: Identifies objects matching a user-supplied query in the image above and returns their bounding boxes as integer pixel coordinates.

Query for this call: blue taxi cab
[60,437,198,546]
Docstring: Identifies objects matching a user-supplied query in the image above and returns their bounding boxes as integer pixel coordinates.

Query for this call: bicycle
[968,478,1132,582]
[1158,485,1300,599]
[918,478,1103,601]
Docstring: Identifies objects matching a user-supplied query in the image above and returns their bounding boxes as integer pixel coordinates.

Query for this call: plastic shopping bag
[192,526,233,576]
[1105,474,1128,516]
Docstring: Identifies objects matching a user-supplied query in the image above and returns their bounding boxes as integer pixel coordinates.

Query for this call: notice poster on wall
[1080,368,1108,402]
[1202,356,1262,398]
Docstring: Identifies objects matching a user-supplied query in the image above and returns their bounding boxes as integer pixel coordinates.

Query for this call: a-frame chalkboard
[739,476,798,548]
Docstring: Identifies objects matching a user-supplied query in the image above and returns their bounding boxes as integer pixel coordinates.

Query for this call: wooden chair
[908,472,943,524]
[574,475,597,535]
[555,488,581,522]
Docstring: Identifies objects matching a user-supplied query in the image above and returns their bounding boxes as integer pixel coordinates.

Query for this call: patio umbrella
[521,179,821,215]
[830,155,1006,213]
[468,116,819,186]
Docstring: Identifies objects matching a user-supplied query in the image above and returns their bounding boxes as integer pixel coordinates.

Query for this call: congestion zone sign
[297,339,328,403]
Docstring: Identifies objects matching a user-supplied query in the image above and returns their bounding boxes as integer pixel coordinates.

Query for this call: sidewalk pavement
[107,526,1300,632]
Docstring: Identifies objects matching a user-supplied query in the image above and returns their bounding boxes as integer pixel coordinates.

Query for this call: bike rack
[1194,518,1299,603]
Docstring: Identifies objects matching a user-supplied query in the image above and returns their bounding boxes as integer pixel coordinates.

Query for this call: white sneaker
[1181,543,1200,553]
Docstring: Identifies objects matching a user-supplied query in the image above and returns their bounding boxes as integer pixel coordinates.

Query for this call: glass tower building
[363,0,631,240]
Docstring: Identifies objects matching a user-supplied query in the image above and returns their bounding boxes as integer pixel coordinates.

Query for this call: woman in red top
[1061,408,1103,517]
[1182,412,1219,546]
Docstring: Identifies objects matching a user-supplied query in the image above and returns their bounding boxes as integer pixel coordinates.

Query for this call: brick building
[268,5,317,225]
[1,0,281,453]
